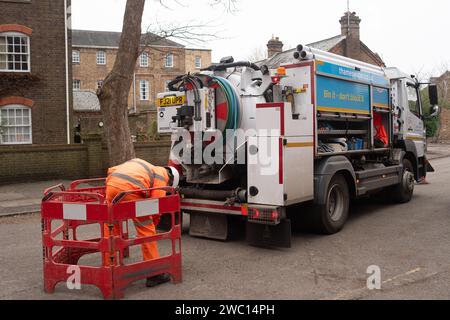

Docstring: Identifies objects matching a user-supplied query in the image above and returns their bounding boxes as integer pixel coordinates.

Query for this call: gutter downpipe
[64,0,71,144]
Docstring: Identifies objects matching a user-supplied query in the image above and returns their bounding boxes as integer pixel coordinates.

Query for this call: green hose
[212,76,240,131]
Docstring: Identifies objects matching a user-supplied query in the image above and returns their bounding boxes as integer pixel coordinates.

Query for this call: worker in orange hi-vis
[103,158,180,287]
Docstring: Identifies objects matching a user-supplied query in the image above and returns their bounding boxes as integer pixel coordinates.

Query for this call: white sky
[72,0,450,77]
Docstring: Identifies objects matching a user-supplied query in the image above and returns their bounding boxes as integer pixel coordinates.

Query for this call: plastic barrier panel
[41,179,182,299]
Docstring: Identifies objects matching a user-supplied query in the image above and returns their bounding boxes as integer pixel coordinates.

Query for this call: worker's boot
[146,273,171,287]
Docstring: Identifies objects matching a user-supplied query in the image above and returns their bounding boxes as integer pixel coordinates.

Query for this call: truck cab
[388,68,439,181]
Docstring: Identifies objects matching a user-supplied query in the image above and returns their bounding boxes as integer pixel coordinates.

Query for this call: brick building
[72,30,212,112]
[431,71,450,141]
[263,11,385,68]
[430,71,450,107]
[0,0,72,146]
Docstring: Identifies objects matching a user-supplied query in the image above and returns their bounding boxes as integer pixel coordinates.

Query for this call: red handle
[43,183,66,196]
[42,191,106,203]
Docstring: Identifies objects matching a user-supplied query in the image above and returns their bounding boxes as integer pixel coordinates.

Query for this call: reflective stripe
[129,159,167,183]
[133,218,153,227]
[152,172,166,182]
[129,159,154,187]
[110,172,146,190]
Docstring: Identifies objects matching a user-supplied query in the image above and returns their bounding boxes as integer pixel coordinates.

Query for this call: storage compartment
[317,111,371,154]
[316,86,392,156]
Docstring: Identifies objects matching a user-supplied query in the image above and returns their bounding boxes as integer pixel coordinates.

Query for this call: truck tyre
[391,158,414,203]
[311,174,349,234]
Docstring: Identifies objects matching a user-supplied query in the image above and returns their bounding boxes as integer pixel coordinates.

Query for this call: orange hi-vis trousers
[103,185,159,266]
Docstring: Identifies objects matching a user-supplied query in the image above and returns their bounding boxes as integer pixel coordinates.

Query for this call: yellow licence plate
[158,95,185,107]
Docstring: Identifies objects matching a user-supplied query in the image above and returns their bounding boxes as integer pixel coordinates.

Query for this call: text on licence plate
[158,95,185,107]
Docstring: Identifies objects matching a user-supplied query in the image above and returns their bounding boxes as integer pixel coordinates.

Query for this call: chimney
[340,11,361,60]
[267,36,283,58]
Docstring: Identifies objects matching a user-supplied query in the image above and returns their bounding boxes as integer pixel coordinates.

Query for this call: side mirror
[428,105,440,118]
[429,84,439,106]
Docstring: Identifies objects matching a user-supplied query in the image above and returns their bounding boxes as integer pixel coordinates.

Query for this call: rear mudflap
[426,159,435,172]
[189,211,229,240]
[246,219,291,248]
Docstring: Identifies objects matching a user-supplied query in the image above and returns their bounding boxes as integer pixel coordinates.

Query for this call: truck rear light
[271,76,281,84]
[271,210,278,220]
[247,206,281,225]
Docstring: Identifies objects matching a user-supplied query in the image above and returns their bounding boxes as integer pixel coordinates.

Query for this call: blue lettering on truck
[317,75,370,114]
[316,61,389,87]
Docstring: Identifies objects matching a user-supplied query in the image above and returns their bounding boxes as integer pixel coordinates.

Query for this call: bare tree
[247,46,267,63]
[97,0,237,166]
[98,0,145,166]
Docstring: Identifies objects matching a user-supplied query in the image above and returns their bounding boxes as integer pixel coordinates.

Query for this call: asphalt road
[1,157,449,300]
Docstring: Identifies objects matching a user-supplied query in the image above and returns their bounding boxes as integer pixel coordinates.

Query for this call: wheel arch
[396,140,419,180]
[314,156,356,205]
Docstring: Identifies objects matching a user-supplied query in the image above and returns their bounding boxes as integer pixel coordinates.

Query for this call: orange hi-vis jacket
[104,158,170,265]
[106,158,170,199]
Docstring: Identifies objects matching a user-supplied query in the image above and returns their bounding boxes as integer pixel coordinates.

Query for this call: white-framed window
[0,32,30,72]
[0,105,32,144]
[165,53,173,68]
[73,79,81,90]
[140,51,148,67]
[195,56,201,69]
[97,80,103,89]
[139,80,149,101]
[96,50,106,65]
[72,50,80,64]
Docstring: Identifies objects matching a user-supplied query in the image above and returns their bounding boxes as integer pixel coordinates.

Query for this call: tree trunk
[98,0,145,166]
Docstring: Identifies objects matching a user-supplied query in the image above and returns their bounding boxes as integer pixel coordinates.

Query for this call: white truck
[156,45,439,247]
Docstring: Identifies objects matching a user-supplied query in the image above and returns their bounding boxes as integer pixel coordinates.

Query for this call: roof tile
[72,30,184,48]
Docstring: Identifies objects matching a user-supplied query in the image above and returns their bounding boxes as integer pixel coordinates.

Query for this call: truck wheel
[311,174,349,234]
[391,158,414,203]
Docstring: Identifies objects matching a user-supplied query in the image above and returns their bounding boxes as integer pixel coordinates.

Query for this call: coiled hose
[211,76,240,131]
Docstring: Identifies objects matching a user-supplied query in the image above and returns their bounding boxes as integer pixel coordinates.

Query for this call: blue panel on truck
[316,75,370,114]
[373,87,389,109]
[316,61,389,87]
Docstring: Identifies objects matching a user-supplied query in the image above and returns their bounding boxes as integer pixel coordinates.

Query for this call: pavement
[0,180,72,217]
[427,142,450,160]
[0,148,449,299]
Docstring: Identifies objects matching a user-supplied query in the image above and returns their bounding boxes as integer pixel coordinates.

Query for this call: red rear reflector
[271,210,278,220]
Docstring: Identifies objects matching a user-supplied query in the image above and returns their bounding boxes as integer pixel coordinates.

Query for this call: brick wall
[438,108,450,142]
[72,45,187,111]
[0,136,172,184]
[73,109,171,143]
[185,49,212,73]
[0,144,87,183]
[0,0,72,145]
[328,41,382,67]
[336,12,384,67]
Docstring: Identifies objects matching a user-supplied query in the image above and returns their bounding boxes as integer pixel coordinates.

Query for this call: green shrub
[147,120,160,141]
[424,115,440,137]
